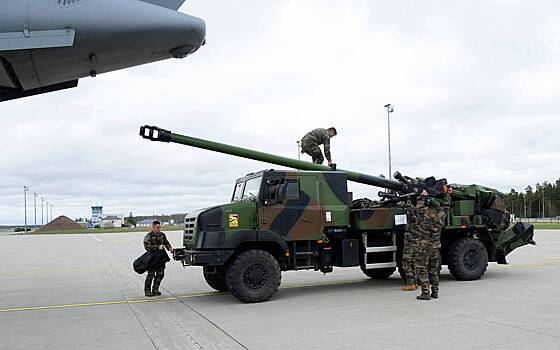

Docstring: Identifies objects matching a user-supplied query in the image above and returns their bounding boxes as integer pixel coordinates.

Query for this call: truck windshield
[242,176,262,200]
[232,182,243,202]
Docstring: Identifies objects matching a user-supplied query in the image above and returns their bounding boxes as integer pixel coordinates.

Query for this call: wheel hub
[243,263,268,290]
[464,248,481,270]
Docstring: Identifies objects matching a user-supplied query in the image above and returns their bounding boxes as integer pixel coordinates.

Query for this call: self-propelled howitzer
[139,125,536,303]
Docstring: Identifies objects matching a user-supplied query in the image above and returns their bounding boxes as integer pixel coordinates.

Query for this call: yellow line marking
[282,279,365,290]
[2,261,560,314]
[0,292,223,313]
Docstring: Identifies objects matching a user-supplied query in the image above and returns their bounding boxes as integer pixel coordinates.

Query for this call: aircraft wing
[140,0,187,10]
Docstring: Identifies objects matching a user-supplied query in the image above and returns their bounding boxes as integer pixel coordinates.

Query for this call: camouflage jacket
[301,128,331,162]
[143,231,171,252]
[405,199,420,244]
[411,198,448,249]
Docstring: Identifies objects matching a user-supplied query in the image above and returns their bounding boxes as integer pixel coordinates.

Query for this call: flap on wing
[0,29,75,51]
[140,0,186,10]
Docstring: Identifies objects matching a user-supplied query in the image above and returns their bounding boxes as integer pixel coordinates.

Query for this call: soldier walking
[144,220,173,297]
[413,189,450,300]
[300,127,337,166]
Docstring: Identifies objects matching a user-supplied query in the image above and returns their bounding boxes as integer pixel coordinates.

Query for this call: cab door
[260,175,324,241]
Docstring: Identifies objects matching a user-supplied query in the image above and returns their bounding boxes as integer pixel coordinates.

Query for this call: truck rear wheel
[203,267,228,292]
[361,267,396,279]
[447,237,488,281]
[226,249,281,303]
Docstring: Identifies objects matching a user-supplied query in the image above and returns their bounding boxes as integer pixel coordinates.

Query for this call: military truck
[140,125,536,303]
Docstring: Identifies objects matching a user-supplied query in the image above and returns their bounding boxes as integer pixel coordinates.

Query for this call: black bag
[133,250,170,274]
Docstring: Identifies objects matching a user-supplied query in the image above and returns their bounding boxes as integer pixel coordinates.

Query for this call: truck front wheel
[226,249,281,303]
[203,267,228,292]
[447,237,488,281]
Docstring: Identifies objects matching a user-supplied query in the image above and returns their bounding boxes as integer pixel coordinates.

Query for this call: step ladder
[292,241,316,270]
[362,232,397,269]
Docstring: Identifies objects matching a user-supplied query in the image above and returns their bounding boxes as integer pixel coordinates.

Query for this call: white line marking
[89,234,102,242]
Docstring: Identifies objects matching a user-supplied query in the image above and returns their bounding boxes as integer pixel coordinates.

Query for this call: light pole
[542,189,545,219]
[33,192,38,229]
[384,104,395,179]
[23,186,29,233]
[41,197,45,226]
[296,141,301,160]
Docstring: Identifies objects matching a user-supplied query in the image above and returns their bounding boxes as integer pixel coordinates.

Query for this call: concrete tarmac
[1,230,559,350]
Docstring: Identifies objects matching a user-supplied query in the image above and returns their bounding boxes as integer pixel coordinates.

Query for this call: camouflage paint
[351,207,406,231]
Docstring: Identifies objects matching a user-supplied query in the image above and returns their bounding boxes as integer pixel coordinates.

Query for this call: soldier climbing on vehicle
[300,127,337,165]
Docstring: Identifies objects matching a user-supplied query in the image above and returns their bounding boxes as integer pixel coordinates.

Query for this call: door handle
[301,218,313,223]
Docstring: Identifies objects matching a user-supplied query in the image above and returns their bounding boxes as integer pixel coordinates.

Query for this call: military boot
[431,287,439,299]
[401,284,417,291]
[416,287,431,300]
[152,278,162,296]
[145,279,154,297]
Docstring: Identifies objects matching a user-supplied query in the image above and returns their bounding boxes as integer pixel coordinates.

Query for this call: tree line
[504,179,560,218]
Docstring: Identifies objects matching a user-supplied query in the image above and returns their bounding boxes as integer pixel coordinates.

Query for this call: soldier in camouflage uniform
[300,127,337,165]
[144,220,172,297]
[401,198,420,291]
[413,189,451,300]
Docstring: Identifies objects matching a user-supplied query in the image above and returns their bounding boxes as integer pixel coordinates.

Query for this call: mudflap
[495,222,536,264]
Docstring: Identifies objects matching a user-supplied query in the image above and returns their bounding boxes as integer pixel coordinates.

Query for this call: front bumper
[173,248,234,267]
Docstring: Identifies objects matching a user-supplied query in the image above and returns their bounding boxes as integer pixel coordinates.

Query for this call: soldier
[414,189,450,300]
[300,127,337,165]
[401,198,419,291]
[144,220,173,297]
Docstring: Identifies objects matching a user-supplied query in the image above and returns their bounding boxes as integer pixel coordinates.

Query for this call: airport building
[101,215,124,228]
[91,206,103,227]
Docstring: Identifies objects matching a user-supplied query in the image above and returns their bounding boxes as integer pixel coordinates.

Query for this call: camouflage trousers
[145,264,165,293]
[414,248,439,294]
[301,142,324,164]
[401,240,417,285]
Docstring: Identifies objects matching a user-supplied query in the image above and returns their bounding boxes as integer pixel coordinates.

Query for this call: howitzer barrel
[139,125,404,191]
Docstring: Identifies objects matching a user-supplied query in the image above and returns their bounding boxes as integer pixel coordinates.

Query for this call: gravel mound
[35,216,83,232]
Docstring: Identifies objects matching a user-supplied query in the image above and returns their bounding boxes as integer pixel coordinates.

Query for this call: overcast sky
[1,0,559,225]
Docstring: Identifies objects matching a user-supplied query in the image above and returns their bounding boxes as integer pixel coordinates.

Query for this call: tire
[361,267,396,279]
[203,266,228,292]
[447,237,488,281]
[226,250,281,303]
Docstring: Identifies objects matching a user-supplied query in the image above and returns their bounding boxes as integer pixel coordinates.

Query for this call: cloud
[1,0,559,224]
